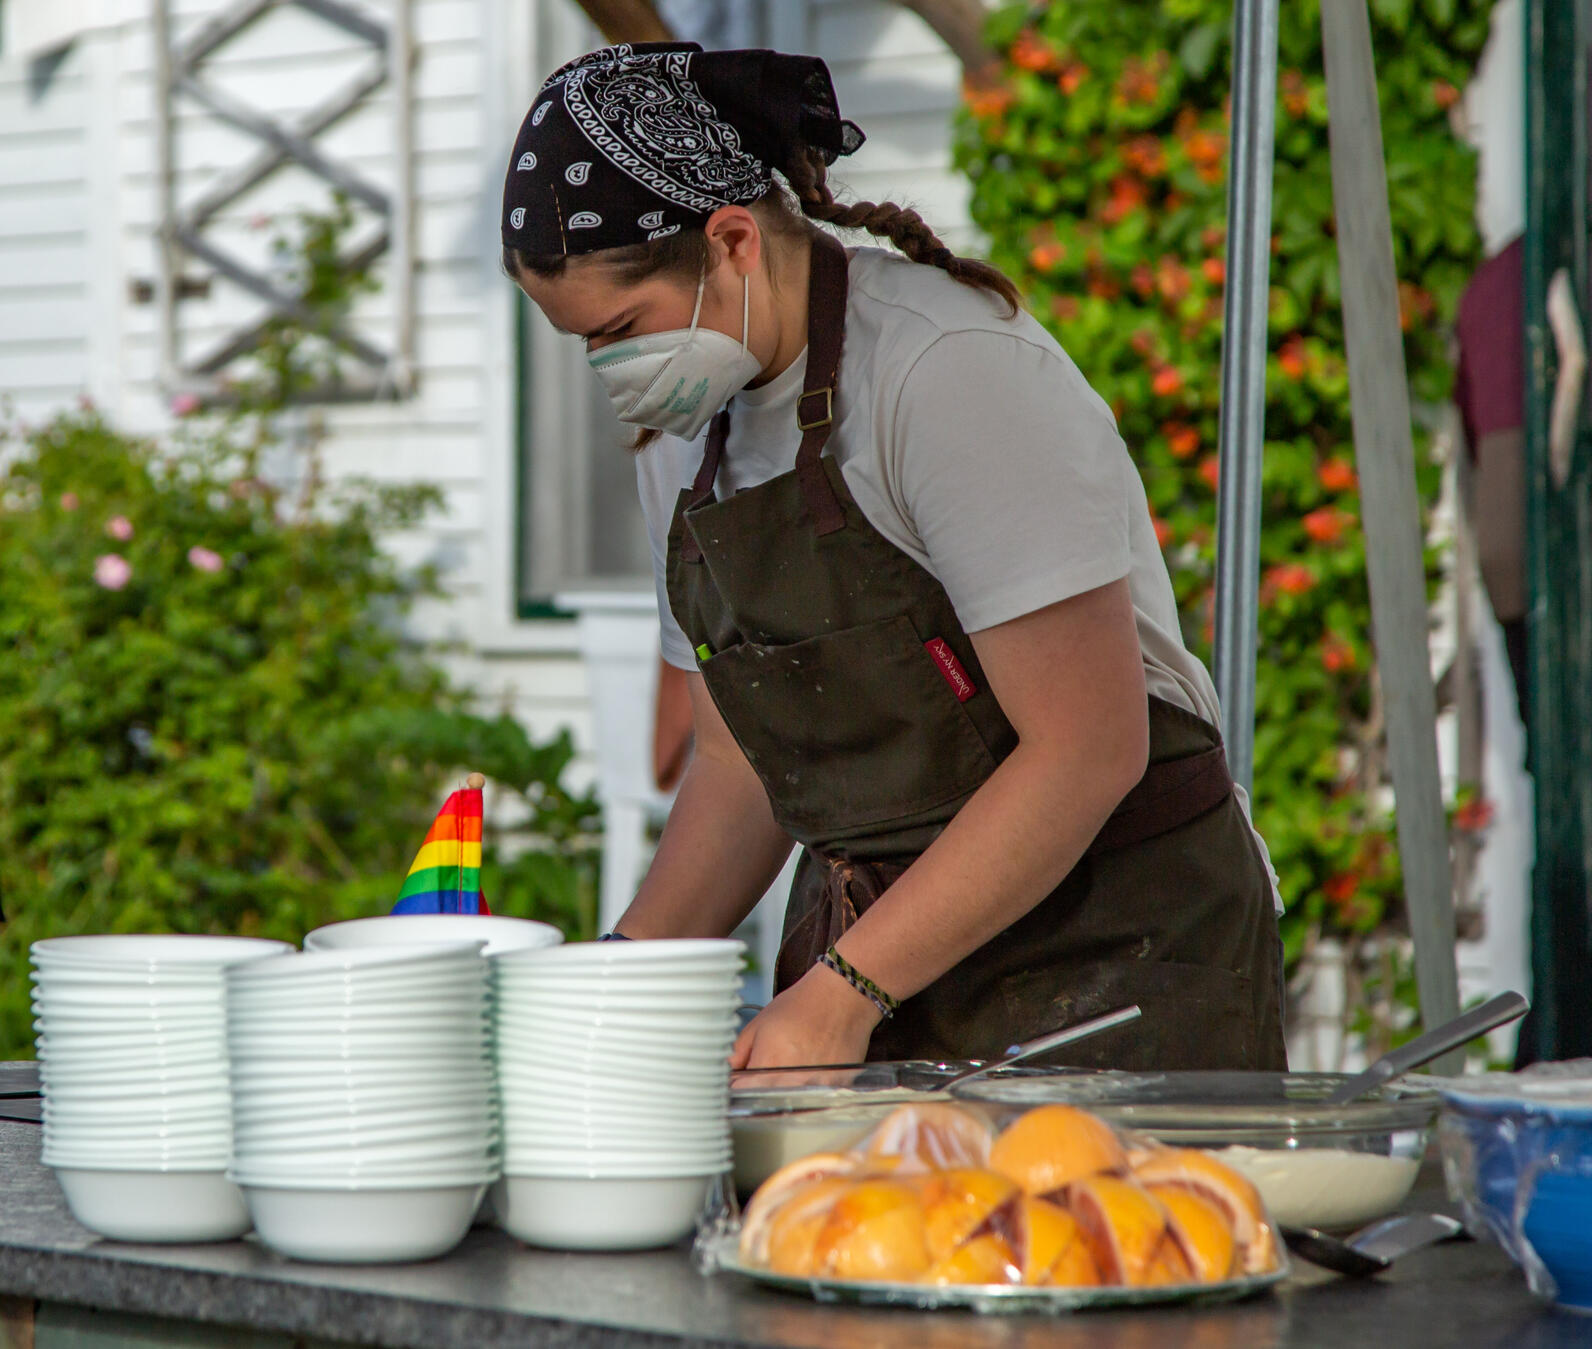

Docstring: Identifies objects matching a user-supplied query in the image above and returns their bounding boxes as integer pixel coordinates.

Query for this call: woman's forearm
[833,733,1142,1002]
[614,745,794,940]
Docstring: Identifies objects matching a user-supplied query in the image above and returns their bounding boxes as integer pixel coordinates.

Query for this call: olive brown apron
[665,234,1287,1072]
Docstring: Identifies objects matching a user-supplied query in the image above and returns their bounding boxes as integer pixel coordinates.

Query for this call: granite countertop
[0,1117,1588,1349]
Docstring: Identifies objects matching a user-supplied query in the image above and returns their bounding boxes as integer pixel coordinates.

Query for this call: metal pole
[1321,0,1462,1069]
[1212,0,1280,795]
[151,0,178,393]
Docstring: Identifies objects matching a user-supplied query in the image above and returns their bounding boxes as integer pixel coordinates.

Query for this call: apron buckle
[797,386,834,430]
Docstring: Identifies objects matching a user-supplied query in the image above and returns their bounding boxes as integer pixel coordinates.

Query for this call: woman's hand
[730,961,882,1070]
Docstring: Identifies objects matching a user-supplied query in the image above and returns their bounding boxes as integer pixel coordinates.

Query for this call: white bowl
[494,1031,735,1064]
[225,1033,488,1062]
[32,935,293,968]
[495,1074,726,1109]
[233,1102,493,1136]
[240,1182,484,1262]
[499,1141,731,1167]
[496,937,743,966]
[500,1155,730,1179]
[31,987,224,1012]
[45,1144,232,1172]
[228,1065,490,1095]
[34,1033,223,1060]
[498,1055,729,1089]
[226,944,485,983]
[44,1095,234,1122]
[234,1142,496,1172]
[491,1174,711,1250]
[495,1091,723,1124]
[307,914,563,958]
[494,1104,723,1136]
[230,1088,493,1123]
[495,1003,736,1030]
[51,1167,251,1242]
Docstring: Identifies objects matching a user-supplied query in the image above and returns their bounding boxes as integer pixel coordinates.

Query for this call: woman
[502,43,1287,1073]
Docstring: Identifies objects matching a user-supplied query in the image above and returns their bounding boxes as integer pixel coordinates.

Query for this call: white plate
[491,1174,711,1249]
[494,1030,735,1061]
[306,915,563,958]
[230,1090,494,1123]
[497,1057,729,1090]
[225,987,489,1015]
[32,935,293,968]
[234,1140,495,1169]
[500,1146,731,1170]
[225,1034,488,1061]
[495,937,743,966]
[707,1234,1292,1312]
[241,1182,483,1262]
[496,1093,724,1124]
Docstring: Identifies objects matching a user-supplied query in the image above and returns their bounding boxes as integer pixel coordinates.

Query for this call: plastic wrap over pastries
[738,1103,1280,1287]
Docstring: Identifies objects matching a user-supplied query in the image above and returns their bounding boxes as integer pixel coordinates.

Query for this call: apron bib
[665,234,1286,1072]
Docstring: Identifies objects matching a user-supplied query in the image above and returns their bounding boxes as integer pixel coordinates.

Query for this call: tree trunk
[564,0,997,86]
[567,0,674,45]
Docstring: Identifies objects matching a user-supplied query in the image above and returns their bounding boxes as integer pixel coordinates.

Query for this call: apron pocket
[700,614,998,836]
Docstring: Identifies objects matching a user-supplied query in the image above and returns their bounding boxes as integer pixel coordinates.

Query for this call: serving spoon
[1322,991,1529,1106]
[1282,1212,1465,1277]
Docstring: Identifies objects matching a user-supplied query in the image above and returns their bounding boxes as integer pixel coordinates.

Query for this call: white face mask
[586,272,762,441]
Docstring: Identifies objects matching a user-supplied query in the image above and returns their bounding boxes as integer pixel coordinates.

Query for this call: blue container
[1437,1076,1592,1312]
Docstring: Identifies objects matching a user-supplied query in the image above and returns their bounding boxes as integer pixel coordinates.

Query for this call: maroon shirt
[1453,237,1525,457]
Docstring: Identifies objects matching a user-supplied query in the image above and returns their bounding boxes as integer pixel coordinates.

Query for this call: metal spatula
[927,1005,1143,1093]
[1322,991,1529,1106]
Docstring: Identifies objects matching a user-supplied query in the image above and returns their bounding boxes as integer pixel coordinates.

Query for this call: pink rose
[188,545,224,573]
[94,554,132,590]
[60,492,80,512]
[170,392,202,417]
[105,515,134,541]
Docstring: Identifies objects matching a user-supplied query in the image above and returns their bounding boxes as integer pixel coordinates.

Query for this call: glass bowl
[953,1070,1438,1231]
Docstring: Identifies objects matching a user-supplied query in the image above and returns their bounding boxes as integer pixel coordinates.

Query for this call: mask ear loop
[687,267,707,335]
[740,272,751,355]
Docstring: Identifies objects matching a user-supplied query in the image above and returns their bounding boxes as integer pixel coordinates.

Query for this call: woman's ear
[703,205,762,277]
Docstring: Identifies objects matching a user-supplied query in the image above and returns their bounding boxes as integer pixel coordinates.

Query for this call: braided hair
[778,147,1019,316]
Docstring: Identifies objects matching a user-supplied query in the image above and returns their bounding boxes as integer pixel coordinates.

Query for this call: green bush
[0,408,599,1059]
[955,1,1493,1038]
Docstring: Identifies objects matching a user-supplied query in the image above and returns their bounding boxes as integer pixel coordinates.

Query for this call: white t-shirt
[634,247,1279,905]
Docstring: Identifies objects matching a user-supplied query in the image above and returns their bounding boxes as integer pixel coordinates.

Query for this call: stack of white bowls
[224,943,497,1263]
[31,934,292,1241]
[491,938,744,1250]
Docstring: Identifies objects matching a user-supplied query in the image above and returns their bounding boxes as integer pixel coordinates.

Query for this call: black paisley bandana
[501,43,864,258]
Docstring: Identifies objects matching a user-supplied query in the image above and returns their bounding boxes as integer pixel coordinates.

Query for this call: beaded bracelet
[820,945,900,1020]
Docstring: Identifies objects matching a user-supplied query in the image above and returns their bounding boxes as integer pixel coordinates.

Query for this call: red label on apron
[924,638,977,702]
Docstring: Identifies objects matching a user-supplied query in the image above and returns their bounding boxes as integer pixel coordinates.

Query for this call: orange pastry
[811,1178,932,1282]
[989,1104,1127,1196]
[861,1103,995,1172]
[1068,1175,1190,1287]
[739,1151,863,1264]
[1018,1195,1101,1286]
[913,1167,1019,1262]
[923,1231,1021,1286]
[1147,1184,1238,1283]
[1128,1147,1277,1274]
[762,1175,858,1276]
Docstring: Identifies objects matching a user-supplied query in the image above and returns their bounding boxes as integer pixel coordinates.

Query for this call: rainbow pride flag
[391,775,490,915]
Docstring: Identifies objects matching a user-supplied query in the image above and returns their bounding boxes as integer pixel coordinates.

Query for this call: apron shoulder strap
[679,231,850,564]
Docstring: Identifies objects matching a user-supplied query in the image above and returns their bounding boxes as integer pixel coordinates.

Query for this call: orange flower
[1318,872,1356,904]
[1263,563,1315,599]
[1050,294,1081,323]
[1011,30,1055,73]
[1162,421,1200,459]
[1432,80,1460,110]
[1280,70,1309,118]
[1131,264,1156,297]
[1029,241,1067,271]
[1397,281,1435,332]
[1122,135,1166,177]
[1197,454,1220,490]
[1057,61,1089,95]
[1200,225,1226,251]
[1184,128,1226,169]
[1152,366,1185,398]
[1321,632,1357,672]
[1202,256,1225,286]
[1303,507,1350,544]
[1155,257,1191,303]
[1152,515,1173,548]
[1116,54,1167,106]
[1130,329,1159,358]
[1454,797,1496,831]
[1317,457,1358,492]
[963,83,1015,119]
[1101,174,1148,225]
[1086,271,1121,301]
[1278,337,1308,379]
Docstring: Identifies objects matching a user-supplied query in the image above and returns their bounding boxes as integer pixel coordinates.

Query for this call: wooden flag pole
[1321,0,1463,1071]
